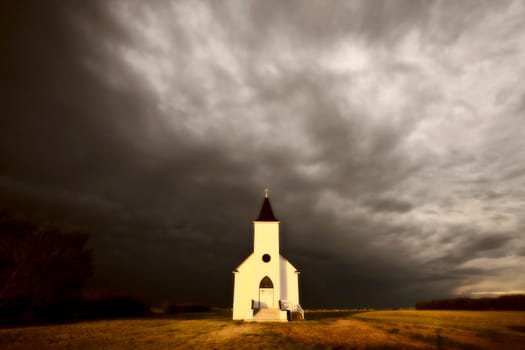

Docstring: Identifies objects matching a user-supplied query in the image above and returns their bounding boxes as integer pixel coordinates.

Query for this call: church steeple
[256,188,278,221]
[233,189,301,321]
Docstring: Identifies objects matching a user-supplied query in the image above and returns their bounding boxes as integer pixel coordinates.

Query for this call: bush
[75,294,151,319]
[162,303,212,314]
[0,211,92,321]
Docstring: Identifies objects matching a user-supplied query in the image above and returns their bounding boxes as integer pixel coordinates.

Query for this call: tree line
[415,295,525,310]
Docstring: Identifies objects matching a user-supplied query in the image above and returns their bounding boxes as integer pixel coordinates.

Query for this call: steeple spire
[256,188,277,221]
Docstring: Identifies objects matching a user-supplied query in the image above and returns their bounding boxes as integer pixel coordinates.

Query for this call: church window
[262,254,271,262]
[259,276,273,288]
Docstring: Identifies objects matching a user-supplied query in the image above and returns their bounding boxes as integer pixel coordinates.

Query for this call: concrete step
[253,308,286,322]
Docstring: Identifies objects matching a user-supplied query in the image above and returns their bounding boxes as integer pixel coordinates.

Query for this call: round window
[262,254,271,263]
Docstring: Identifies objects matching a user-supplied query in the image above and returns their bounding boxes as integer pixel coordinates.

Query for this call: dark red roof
[256,197,278,221]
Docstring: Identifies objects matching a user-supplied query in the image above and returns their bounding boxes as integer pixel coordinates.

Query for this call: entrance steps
[252,308,287,322]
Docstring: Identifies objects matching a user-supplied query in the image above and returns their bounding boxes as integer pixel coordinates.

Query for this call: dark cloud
[364,196,413,213]
[1,0,525,307]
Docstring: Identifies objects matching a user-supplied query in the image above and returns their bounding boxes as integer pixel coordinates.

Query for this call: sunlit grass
[355,310,525,333]
[354,310,525,349]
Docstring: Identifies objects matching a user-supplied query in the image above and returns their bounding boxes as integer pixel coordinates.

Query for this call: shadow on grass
[409,333,483,350]
[304,310,364,321]
[0,309,233,330]
[160,309,232,321]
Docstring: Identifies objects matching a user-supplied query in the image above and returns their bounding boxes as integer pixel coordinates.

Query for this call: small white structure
[232,189,303,321]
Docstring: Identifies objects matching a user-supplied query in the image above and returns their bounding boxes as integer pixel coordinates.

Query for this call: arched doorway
[259,276,274,308]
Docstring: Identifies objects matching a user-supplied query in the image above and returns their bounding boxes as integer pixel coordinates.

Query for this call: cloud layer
[2,0,525,307]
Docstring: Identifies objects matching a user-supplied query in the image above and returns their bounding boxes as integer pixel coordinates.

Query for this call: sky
[1,0,525,308]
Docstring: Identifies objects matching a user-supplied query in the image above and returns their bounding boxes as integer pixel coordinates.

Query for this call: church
[232,190,303,321]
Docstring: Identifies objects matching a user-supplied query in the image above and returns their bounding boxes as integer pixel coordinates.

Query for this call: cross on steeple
[257,188,277,221]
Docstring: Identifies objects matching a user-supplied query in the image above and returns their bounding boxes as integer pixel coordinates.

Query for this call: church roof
[256,196,278,221]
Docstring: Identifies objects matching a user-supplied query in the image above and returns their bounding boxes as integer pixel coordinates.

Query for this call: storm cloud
[1,0,525,308]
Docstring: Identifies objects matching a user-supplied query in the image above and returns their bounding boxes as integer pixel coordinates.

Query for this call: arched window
[259,276,273,288]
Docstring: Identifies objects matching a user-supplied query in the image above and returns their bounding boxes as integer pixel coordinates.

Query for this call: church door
[259,276,274,308]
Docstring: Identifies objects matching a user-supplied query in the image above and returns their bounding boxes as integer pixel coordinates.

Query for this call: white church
[232,190,303,321]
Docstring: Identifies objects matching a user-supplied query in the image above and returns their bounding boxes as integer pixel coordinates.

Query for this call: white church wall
[253,221,280,254]
[233,254,256,320]
[287,261,300,305]
[254,255,280,307]
[279,256,300,306]
[279,256,289,301]
[253,221,281,309]
[233,271,254,320]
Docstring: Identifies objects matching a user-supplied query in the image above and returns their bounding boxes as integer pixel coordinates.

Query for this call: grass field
[1,310,525,349]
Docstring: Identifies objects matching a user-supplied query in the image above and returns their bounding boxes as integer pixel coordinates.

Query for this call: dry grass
[1,310,525,349]
[354,310,525,350]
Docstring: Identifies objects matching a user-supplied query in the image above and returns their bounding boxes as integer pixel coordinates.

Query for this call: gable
[234,252,255,272]
[280,254,299,272]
